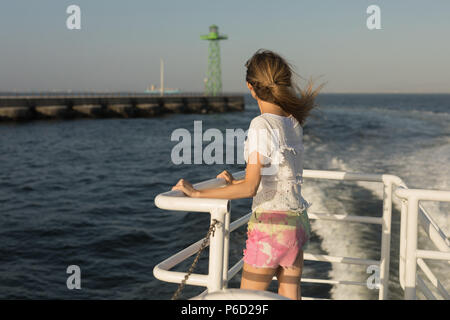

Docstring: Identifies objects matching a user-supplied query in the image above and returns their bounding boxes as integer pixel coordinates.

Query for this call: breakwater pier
[0,92,245,122]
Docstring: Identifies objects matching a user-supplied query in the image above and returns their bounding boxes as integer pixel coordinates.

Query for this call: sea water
[0,93,448,299]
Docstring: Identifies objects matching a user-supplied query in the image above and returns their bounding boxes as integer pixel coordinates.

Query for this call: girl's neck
[257,99,290,117]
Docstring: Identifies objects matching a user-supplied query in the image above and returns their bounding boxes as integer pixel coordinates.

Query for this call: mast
[200,25,228,96]
[160,58,164,96]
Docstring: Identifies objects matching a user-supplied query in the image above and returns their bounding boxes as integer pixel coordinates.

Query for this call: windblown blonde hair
[245,49,324,126]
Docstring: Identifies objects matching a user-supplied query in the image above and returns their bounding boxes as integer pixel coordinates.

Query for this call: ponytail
[245,49,324,126]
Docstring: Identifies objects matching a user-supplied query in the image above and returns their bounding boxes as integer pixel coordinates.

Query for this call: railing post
[222,202,231,289]
[207,204,228,293]
[379,179,393,299]
[404,196,419,299]
[399,198,408,290]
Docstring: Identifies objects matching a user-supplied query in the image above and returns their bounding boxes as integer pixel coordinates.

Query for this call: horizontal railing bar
[308,212,383,224]
[395,188,450,202]
[227,260,370,288]
[230,211,383,233]
[154,177,230,213]
[302,296,332,300]
[228,257,378,283]
[154,170,405,217]
[300,278,370,287]
[232,170,404,185]
[229,255,380,281]
[416,250,450,261]
[230,212,252,232]
[155,193,229,213]
[303,170,383,182]
[304,253,380,266]
[153,269,208,287]
[417,258,450,299]
[154,237,208,271]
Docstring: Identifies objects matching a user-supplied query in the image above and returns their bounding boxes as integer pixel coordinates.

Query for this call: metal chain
[171,219,220,300]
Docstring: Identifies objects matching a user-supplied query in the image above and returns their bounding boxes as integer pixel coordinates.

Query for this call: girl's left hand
[171,179,198,197]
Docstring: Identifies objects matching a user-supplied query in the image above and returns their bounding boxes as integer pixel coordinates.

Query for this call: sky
[0,0,449,93]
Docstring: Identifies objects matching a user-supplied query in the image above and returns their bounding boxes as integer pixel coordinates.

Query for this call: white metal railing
[154,177,231,292]
[153,169,449,300]
[394,187,450,300]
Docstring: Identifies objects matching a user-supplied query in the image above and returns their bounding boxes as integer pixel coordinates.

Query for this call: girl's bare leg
[276,251,304,300]
[240,262,278,291]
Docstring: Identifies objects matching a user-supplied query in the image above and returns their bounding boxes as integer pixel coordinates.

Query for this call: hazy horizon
[1,0,449,94]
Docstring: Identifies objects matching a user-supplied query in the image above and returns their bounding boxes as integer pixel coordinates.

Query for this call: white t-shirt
[243,113,311,212]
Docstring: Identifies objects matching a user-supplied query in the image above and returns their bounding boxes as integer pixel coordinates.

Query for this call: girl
[172,49,322,300]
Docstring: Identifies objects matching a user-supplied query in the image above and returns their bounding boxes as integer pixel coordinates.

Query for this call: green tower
[200,25,228,96]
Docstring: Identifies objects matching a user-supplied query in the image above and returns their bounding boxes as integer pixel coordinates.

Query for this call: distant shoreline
[1,91,450,97]
[0,93,245,122]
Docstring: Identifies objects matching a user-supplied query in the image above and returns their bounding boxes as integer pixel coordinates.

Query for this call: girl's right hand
[216,170,234,184]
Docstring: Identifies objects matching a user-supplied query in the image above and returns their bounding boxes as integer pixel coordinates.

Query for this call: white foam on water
[302,156,380,300]
[303,133,449,299]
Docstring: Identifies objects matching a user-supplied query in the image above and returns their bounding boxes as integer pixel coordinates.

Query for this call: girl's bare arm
[172,152,263,199]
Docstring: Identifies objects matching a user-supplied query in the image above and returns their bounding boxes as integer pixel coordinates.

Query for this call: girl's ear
[247,82,257,100]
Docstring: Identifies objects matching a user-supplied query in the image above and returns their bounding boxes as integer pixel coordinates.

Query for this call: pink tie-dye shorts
[243,208,311,268]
